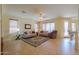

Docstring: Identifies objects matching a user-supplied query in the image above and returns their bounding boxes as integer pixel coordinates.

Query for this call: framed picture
[25,24,31,29]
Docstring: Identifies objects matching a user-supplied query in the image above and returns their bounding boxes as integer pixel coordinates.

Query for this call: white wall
[10,17,37,40]
[1,14,37,40]
[18,17,36,34]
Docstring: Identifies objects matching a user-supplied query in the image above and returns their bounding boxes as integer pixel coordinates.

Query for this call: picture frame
[25,24,31,29]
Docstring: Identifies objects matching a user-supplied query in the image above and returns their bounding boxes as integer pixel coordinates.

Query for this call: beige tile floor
[3,38,79,55]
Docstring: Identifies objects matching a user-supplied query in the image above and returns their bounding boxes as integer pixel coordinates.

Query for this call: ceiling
[5,4,78,20]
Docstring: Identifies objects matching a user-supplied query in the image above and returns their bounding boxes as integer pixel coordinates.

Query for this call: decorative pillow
[29,31,32,34]
[32,31,35,33]
[40,31,44,33]
[24,32,27,34]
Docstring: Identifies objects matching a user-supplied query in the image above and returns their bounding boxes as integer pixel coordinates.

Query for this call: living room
[1,4,79,55]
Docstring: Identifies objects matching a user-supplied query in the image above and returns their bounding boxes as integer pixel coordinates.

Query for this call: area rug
[21,36,49,47]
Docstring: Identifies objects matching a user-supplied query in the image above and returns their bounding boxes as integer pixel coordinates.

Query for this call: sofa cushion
[24,32,27,34]
[40,31,44,33]
[22,31,36,39]
[32,31,35,33]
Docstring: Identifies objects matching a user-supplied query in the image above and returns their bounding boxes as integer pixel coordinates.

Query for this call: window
[42,24,46,31]
[42,23,55,32]
[46,23,51,32]
[50,23,55,32]
[72,23,76,32]
[34,24,38,32]
[64,21,69,37]
[9,20,19,34]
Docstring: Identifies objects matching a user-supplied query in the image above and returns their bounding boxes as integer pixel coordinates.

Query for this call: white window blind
[64,21,69,37]
[42,24,46,31]
[34,24,38,32]
[9,20,19,34]
[72,23,76,32]
[50,23,55,32]
[42,23,55,32]
[46,23,51,32]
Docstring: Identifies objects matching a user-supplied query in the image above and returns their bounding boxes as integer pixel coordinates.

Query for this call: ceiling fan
[38,12,47,21]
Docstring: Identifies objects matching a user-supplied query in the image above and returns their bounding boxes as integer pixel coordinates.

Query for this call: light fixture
[38,12,44,21]
[22,10,26,14]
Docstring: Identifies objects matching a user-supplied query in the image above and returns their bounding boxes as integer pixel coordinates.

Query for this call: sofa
[21,30,57,39]
[39,31,48,37]
[48,30,57,39]
[39,30,57,39]
[22,31,37,39]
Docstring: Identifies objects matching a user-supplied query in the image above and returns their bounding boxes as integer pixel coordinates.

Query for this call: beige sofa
[39,31,48,37]
[22,31,37,39]
[39,30,57,39]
